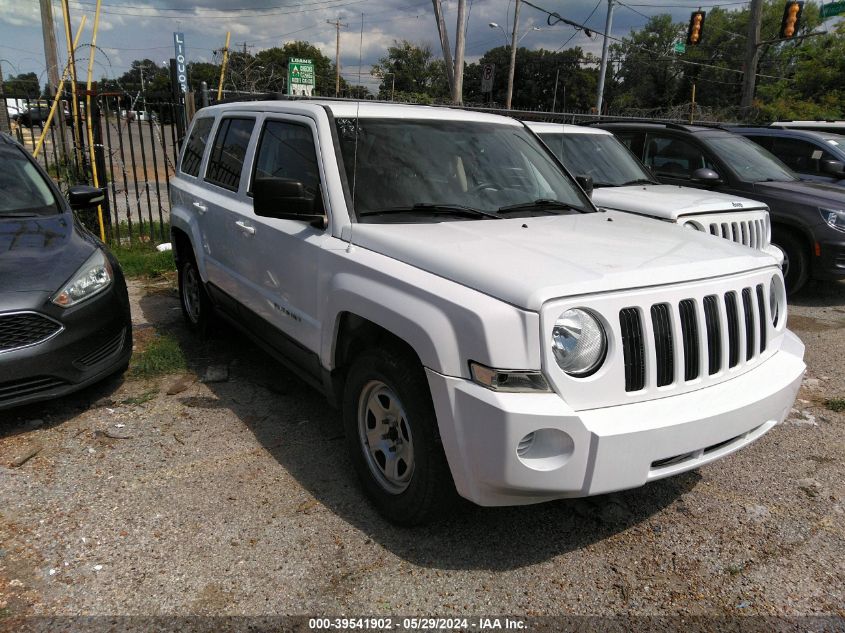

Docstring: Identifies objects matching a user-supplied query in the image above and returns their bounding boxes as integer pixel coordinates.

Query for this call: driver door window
[644,135,714,179]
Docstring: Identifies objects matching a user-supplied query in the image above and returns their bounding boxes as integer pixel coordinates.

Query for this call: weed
[121,389,158,406]
[825,398,845,412]
[110,241,175,279]
[130,334,186,377]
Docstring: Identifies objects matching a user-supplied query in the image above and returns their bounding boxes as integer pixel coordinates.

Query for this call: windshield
[704,134,797,183]
[539,132,655,187]
[334,118,593,222]
[0,147,61,217]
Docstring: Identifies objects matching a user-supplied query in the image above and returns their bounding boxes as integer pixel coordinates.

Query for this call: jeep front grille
[620,284,769,392]
[680,210,770,251]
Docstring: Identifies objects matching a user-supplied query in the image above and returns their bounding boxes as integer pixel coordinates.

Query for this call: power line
[50,0,370,19]
[520,0,793,80]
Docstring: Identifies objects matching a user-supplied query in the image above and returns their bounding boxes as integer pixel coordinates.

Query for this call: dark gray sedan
[0,133,132,410]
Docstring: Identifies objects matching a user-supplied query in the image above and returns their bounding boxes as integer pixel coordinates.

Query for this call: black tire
[772,229,809,295]
[177,247,213,334]
[342,346,457,526]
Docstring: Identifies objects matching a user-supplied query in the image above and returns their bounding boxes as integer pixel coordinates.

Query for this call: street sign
[821,0,845,18]
[173,32,187,93]
[288,57,315,96]
[674,41,686,54]
[481,63,495,93]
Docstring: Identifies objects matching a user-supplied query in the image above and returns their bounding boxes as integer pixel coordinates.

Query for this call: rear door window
[180,117,214,177]
[205,117,256,191]
[771,137,836,176]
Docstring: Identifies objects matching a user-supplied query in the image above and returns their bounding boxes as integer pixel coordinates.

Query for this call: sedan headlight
[819,207,845,233]
[551,308,607,377]
[52,249,113,307]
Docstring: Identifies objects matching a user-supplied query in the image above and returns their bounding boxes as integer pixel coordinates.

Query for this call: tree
[2,72,41,97]
[370,41,449,101]
[610,15,685,111]
[463,47,597,111]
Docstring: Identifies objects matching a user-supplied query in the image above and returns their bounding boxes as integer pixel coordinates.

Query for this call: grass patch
[825,398,845,413]
[110,241,175,279]
[121,389,158,406]
[131,334,186,377]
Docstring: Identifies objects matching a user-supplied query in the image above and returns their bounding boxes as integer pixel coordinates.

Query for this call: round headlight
[552,308,607,377]
[769,275,785,327]
[684,222,702,231]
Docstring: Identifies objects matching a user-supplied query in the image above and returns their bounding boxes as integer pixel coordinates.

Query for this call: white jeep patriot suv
[170,101,805,525]
[527,122,784,264]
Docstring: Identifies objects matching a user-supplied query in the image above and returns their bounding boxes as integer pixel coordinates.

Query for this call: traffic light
[686,10,706,46]
[779,1,804,39]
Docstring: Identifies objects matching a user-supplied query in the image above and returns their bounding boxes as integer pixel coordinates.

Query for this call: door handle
[235,220,256,236]
[192,201,207,214]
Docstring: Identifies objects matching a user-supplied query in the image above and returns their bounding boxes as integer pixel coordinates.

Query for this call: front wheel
[178,249,213,334]
[342,347,457,526]
[772,230,809,295]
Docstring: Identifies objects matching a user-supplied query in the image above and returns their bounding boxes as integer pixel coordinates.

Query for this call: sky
[0,0,800,94]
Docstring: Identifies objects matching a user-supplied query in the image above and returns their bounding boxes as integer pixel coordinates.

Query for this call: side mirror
[575,174,594,198]
[690,168,722,185]
[253,177,326,228]
[821,159,845,176]
[67,185,105,210]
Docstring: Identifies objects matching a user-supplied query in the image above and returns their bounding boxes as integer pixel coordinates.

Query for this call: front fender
[320,249,541,377]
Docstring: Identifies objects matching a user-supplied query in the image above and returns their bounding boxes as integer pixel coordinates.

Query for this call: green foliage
[826,398,845,413]
[2,72,41,96]
[371,41,450,100]
[131,334,186,377]
[465,46,598,111]
[110,239,175,279]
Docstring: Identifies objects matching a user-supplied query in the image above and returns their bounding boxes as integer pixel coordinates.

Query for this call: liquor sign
[173,32,187,93]
[288,57,315,96]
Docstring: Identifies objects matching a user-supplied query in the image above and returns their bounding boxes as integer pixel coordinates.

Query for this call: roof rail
[581,117,731,131]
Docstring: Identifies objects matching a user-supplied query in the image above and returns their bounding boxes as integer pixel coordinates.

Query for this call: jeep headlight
[684,221,702,231]
[551,308,607,377]
[52,249,113,307]
[819,207,845,233]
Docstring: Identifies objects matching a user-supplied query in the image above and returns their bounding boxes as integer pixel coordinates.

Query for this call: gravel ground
[1,277,844,627]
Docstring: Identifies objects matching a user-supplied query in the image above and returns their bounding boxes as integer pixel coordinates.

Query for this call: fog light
[515,428,575,471]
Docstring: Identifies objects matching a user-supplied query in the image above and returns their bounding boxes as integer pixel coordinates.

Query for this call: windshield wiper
[359,203,501,219]
[0,212,39,218]
[497,199,585,214]
[618,178,656,186]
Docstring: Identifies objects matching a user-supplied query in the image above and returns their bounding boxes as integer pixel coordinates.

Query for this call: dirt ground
[1,276,844,628]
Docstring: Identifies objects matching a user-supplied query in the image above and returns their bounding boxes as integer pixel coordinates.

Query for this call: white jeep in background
[528,122,784,264]
[170,101,804,525]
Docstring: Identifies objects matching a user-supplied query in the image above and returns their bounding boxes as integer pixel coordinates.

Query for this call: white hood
[592,184,767,221]
[351,211,777,311]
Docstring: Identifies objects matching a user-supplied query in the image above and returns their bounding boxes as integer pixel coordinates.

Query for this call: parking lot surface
[1,278,843,622]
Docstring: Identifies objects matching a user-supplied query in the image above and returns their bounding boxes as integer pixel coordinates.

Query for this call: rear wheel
[771,229,809,295]
[342,347,457,525]
[178,248,213,334]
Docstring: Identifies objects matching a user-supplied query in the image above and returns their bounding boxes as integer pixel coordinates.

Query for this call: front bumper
[0,280,132,410]
[427,330,805,507]
[811,236,845,280]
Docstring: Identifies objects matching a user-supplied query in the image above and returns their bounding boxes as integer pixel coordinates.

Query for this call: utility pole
[551,67,560,112]
[327,18,348,97]
[505,0,521,109]
[453,0,467,104]
[38,0,70,163]
[431,0,455,98]
[595,0,614,116]
[59,0,84,175]
[741,0,763,108]
[0,63,9,133]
